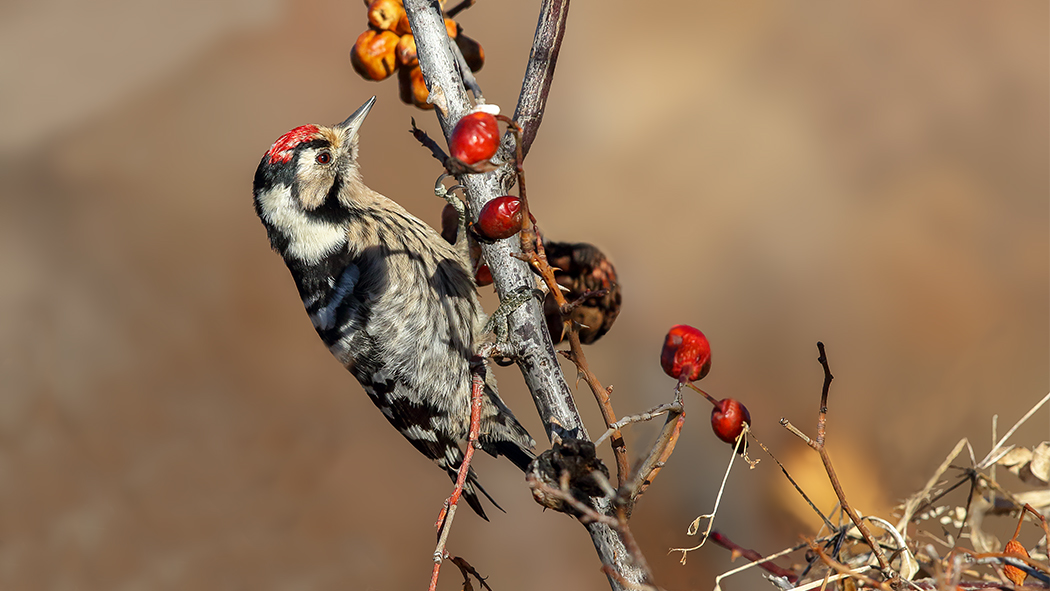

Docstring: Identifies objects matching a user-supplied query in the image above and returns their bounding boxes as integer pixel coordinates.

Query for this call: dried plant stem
[708,531,803,584]
[808,541,893,591]
[977,391,1050,469]
[750,431,835,531]
[670,425,747,563]
[781,343,895,579]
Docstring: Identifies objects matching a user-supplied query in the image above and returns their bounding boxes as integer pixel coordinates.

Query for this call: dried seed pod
[1003,539,1029,585]
[395,34,418,67]
[397,65,432,109]
[367,0,405,31]
[526,440,610,516]
[455,33,485,72]
[350,30,399,81]
[542,241,621,345]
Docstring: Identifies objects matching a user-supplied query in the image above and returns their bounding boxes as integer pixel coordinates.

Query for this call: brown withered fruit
[542,241,621,345]
[455,33,485,72]
[351,30,400,81]
[398,65,433,109]
[367,0,405,31]
[1003,539,1030,586]
[395,34,418,67]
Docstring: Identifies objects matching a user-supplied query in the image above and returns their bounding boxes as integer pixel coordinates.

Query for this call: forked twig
[781,342,895,579]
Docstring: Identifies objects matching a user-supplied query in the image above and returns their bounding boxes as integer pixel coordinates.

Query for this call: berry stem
[685,382,720,408]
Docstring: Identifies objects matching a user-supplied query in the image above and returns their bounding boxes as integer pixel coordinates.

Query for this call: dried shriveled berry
[367,0,405,31]
[543,241,621,345]
[476,196,523,240]
[455,33,485,72]
[449,112,500,165]
[351,30,400,81]
[660,325,711,382]
[397,65,432,109]
[395,34,418,67]
[1003,539,1029,585]
[711,398,750,445]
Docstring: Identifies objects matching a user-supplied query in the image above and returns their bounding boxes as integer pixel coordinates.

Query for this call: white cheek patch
[257,185,346,264]
[310,264,360,331]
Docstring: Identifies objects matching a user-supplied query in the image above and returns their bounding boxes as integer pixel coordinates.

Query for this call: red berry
[474,264,493,286]
[660,324,711,382]
[449,112,499,165]
[476,196,524,240]
[711,398,750,444]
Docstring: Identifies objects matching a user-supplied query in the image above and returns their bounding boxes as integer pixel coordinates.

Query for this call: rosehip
[350,30,399,81]
[474,264,493,286]
[660,324,711,382]
[711,398,750,445]
[1003,539,1029,585]
[476,196,523,240]
[449,112,499,165]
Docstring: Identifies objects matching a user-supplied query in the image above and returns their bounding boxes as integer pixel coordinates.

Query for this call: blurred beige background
[1,1,1046,589]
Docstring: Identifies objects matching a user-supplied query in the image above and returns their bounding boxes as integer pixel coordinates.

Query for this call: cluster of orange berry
[350,0,484,110]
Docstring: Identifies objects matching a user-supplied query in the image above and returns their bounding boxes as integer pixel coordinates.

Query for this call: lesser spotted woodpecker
[252,97,534,518]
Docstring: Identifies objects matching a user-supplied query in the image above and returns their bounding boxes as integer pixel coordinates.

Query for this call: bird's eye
[316,152,331,164]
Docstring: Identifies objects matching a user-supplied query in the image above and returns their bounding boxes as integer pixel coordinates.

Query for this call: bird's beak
[337,96,377,140]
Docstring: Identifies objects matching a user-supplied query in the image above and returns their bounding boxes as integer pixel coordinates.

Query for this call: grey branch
[403,0,648,588]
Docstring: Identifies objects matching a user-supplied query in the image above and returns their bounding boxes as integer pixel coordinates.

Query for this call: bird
[252,96,535,519]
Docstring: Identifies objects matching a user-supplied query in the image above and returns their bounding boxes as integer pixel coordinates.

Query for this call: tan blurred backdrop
[1,1,1046,589]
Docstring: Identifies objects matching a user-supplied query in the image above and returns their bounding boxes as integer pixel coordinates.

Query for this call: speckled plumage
[252,98,534,518]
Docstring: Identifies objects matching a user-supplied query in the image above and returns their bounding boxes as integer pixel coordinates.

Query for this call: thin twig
[410,118,450,165]
[594,400,681,448]
[625,392,685,507]
[428,368,486,591]
[782,343,895,578]
[750,431,835,531]
[444,0,475,18]
[708,531,802,583]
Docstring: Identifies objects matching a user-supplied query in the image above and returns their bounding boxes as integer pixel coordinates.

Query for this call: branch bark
[403,0,646,588]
